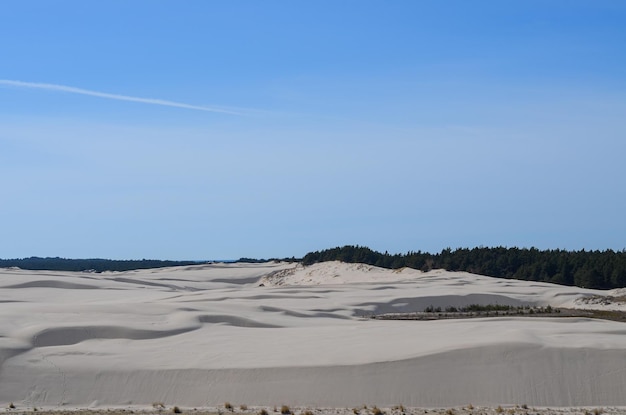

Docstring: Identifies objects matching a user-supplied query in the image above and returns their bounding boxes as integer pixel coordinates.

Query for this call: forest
[302,245,626,289]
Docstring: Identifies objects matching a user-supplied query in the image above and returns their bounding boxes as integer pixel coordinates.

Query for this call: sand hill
[1,261,625,409]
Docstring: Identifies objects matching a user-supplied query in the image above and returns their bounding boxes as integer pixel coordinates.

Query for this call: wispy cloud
[0,79,242,115]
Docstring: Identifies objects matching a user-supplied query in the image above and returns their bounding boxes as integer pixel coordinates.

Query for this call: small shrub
[445,409,454,415]
[392,405,404,413]
[303,411,314,415]
[372,406,384,415]
[240,405,248,411]
[521,404,528,410]
[280,405,291,415]
[8,403,16,409]
[466,404,474,410]
[172,407,182,414]
[259,410,269,415]
[225,403,233,411]
[353,409,360,415]
[496,406,503,414]
[593,409,603,415]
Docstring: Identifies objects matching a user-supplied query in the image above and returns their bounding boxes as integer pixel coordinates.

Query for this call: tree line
[301,245,626,289]
[0,257,201,273]
[4,246,626,289]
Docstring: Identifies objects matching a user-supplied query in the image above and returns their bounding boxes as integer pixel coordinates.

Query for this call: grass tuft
[172,406,182,414]
[280,405,291,415]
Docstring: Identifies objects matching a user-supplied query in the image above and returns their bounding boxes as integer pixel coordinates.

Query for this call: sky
[1,1,625,260]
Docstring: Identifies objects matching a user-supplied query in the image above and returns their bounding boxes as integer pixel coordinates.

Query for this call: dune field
[1,261,625,410]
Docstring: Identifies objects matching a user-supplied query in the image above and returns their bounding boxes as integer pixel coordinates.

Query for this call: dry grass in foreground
[4,405,626,415]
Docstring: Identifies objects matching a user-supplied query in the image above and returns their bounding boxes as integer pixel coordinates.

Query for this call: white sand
[1,261,625,408]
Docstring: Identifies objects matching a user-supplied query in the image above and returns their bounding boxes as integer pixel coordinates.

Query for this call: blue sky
[1,1,625,260]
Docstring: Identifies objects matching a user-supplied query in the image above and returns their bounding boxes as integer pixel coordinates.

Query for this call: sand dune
[1,261,625,408]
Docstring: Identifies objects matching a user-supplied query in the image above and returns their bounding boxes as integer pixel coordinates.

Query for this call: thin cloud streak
[0,79,242,115]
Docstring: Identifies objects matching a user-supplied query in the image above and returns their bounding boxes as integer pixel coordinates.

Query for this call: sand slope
[1,262,625,408]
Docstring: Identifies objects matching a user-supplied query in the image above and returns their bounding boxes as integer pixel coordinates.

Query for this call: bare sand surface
[1,262,625,409]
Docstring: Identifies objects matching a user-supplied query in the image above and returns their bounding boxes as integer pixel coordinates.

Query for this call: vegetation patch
[370,305,626,322]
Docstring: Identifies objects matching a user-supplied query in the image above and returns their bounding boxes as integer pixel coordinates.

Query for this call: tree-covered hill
[302,245,626,289]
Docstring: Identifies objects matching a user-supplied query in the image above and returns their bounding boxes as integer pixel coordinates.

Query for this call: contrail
[0,79,241,115]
